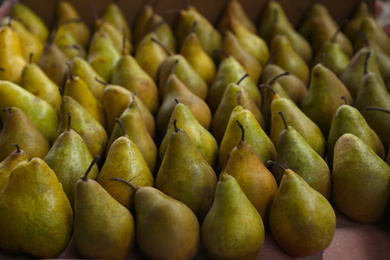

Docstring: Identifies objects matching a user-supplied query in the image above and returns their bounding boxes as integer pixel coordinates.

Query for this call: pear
[0,107,50,161]
[0,158,73,258]
[93,18,131,54]
[135,32,169,82]
[327,100,385,166]
[87,28,121,82]
[111,43,159,115]
[44,112,99,209]
[274,111,331,199]
[74,156,135,260]
[225,120,278,224]
[11,2,49,42]
[269,86,326,157]
[0,81,58,144]
[218,0,257,34]
[156,120,217,220]
[359,16,390,56]
[222,30,262,83]
[176,7,222,57]
[63,63,106,128]
[70,56,105,102]
[56,0,90,48]
[102,84,156,138]
[98,119,154,210]
[270,34,309,85]
[301,62,354,137]
[180,22,216,85]
[211,80,265,144]
[0,144,28,190]
[133,3,154,48]
[343,1,370,43]
[111,178,200,260]
[219,105,276,169]
[208,49,261,112]
[258,1,291,43]
[201,168,264,260]
[268,161,336,257]
[159,101,218,168]
[158,52,208,101]
[156,60,212,136]
[21,54,61,114]
[106,96,158,174]
[0,25,27,84]
[101,1,132,43]
[333,133,390,223]
[52,23,86,60]
[56,96,108,158]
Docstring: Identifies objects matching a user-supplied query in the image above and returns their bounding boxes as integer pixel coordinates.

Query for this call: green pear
[0,107,50,161]
[333,133,390,223]
[0,81,58,143]
[343,1,369,43]
[142,13,176,54]
[218,0,257,34]
[201,170,264,260]
[74,156,135,260]
[0,144,28,190]
[301,62,354,137]
[156,120,217,220]
[111,179,200,260]
[358,16,390,56]
[44,112,99,209]
[159,101,218,168]
[225,120,278,224]
[327,101,385,166]
[258,1,291,43]
[0,158,73,258]
[274,111,331,199]
[101,1,132,42]
[52,23,86,60]
[268,162,336,257]
[133,3,154,48]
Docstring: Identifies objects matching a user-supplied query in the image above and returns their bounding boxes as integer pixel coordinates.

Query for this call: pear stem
[151,37,172,56]
[47,24,59,46]
[236,120,245,141]
[258,84,277,95]
[331,19,349,41]
[366,107,390,114]
[296,6,315,19]
[122,35,128,56]
[222,153,231,172]
[58,87,64,97]
[364,52,371,75]
[356,30,369,47]
[82,156,100,182]
[3,107,11,114]
[237,90,242,106]
[182,0,189,9]
[272,7,279,25]
[115,118,128,137]
[174,98,179,104]
[132,91,136,102]
[341,96,348,105]
[149,20,165,33]
[67,112,71,131]
[28,53,34,64]
[89,5,100,22]
[95,77,108,86]
[320,52,326,64]
[171,59,179,75]
[236,73,249,85]
[11,143,21,153]
[173,118,178,132]
[279,111,288,130]
[213,49,230,58]
[267,71,290,86]
[152,0,159,10]
[267,160,286,171]
[191,21,197,34]
[0,68,4,71]
[110,177,139,192]
[66,62,74,80]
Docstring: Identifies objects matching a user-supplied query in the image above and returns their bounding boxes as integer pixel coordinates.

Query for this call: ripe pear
[274,111,331,199]
[133,3,154,48]
[359,16,390,56]
[74,157,135,260]
[218,0,257,34]
[44,113,99,209]
[301,62,354,137]
[111,178,200,260]
[0,144,28,190]
[327,102,385,166]
[0,158,73,258]
[333,133,390,223]
[258,1,291,43]
[11,2,49,42]
[0,107,50,161]
[98,120,154,211]
[0,25,27,84]
[343,1,369,42]
[156,120,217,220]
[208,50,261,112]
[21,55,62,114]
[159,101,218,168]
[219,105,276,169]
[52,23,86,60]
[268,162,336,257]
[225,120,278,224]
[101,1,131,42]
[56,96,108,158]
[201,170,265,260]
[106,96,158,174]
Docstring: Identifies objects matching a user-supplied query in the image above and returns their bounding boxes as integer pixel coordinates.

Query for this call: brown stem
[11,143,21,153]
[237,90,242,106]
[171,59,179,75]
[237,73,249,85]
[213,49,230,58]
[110,177,139,192]
[365,107,390,114]
[267,71,290,86]
[0,68,4,72]
[341,96,348,105]
[191,21,197,33]
[267,160,286,171]
[236,120,245,141]
[173,118,178,132]
[174,98,179,104]
[279,111,288,130]
[151,37,173,56]
[258,84,277,95]
[89,5,100,23]
[356,30,369,47]
[95,77,108,86]
[29,53,34,64]
[66,62,74,80]
[149,19,165,33]
[67,112,71,131]
[364,52,371,75]
[3,107,11,113]
[115,118,127,136]
[81,156,100,181]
